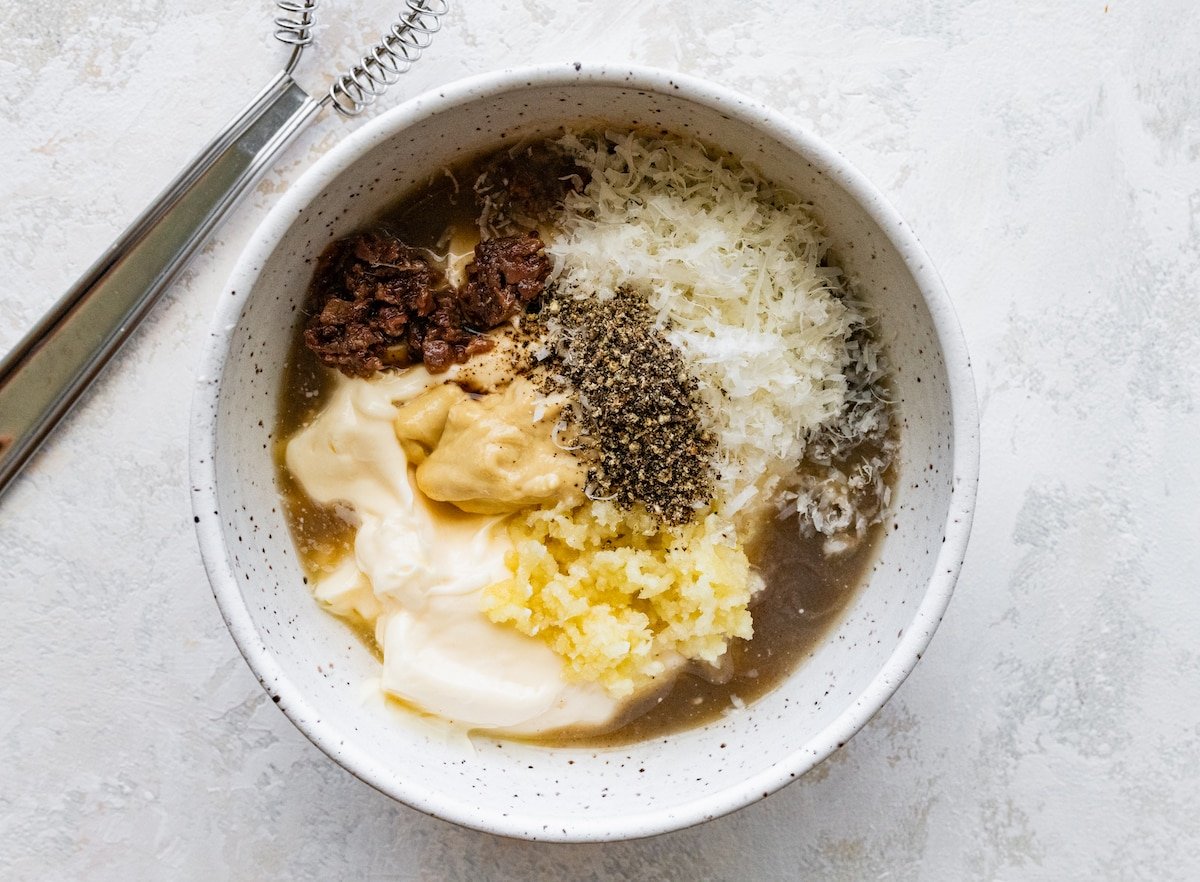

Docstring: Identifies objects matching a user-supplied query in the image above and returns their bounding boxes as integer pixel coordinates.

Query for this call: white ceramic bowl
[190,64,978,841]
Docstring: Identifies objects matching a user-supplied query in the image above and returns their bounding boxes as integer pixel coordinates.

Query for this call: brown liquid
[273,139,892,744]
[275,342,355,561]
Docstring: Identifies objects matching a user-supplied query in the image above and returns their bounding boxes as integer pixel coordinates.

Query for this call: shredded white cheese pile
[545,130,879,516]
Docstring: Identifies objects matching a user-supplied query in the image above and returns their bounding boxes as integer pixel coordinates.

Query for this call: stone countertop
[2,1,1198,878]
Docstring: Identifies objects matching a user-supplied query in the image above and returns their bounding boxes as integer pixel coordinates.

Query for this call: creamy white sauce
[285,367,619,735]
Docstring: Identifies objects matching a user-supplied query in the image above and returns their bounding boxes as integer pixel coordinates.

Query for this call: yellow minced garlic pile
[482,500,754,698]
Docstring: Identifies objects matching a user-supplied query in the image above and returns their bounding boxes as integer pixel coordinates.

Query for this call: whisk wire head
[273,0,320,46]
[328,0,450,117]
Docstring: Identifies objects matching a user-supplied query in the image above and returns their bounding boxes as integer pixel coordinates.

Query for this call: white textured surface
[0,0,1197,878]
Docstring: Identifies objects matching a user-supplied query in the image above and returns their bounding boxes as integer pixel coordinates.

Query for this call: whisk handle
[0,73,320,499]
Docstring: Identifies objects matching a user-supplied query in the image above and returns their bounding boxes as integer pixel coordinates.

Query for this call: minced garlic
[481,500,754,698]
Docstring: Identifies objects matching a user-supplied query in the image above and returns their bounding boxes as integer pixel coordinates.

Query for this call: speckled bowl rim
[190,63,979,842]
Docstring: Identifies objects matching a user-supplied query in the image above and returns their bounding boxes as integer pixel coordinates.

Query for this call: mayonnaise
[285,368,619,735]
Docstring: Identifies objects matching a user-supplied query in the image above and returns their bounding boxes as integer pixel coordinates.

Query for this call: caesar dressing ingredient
[474,142,590,234]
[414,377,586,514]
[305,231,551,376]
[392,382,468,464]
[537,288,717,526]
[483,499,755,698]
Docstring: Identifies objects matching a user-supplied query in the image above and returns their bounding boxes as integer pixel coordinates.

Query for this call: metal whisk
[0,0,450,498]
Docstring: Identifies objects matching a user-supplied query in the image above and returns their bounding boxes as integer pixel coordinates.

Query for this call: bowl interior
[195,70,969,840]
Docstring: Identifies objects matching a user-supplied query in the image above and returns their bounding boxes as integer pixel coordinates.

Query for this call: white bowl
[190,64,978,842]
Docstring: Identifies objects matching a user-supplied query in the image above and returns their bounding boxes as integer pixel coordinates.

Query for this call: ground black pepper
[535,287,717,525]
